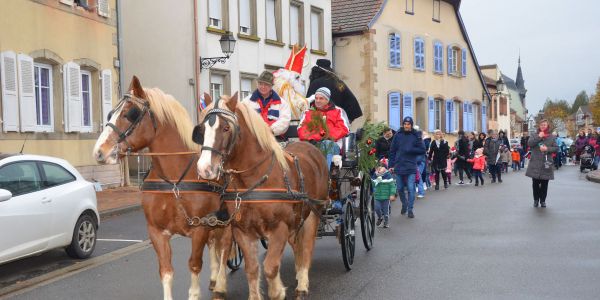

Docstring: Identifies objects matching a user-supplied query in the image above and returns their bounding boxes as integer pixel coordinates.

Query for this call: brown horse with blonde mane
[93,77,231,300]
[193,93,329,299]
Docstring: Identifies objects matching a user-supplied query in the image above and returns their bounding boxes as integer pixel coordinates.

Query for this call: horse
[93,76,231,300]
[193,93,329,299]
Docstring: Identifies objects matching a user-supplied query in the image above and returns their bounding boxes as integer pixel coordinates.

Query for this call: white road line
[97,238,144,243]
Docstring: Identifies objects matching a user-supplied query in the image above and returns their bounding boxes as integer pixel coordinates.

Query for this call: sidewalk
[587,169,600,184]
[96,186,142,218]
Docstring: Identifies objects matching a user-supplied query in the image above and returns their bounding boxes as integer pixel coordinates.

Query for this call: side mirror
[0,189,13,202]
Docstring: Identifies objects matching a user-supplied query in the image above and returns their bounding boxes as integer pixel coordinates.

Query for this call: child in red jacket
[467,148,487,186]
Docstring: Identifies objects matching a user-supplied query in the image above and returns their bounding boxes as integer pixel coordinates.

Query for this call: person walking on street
[484,130,502,183]
[422,132,432,189]
[511,146,521,171]
[526,119,558,207]
[500,145,511,173]
[456,130,473,184]
[575,129,588,163]
[467,148,487,186]
[389,117,426,219]
[520,133,529,168]
[498,130,510,148]
[428,129,450,190]
[376,127,394,159]
[372,164,396,228]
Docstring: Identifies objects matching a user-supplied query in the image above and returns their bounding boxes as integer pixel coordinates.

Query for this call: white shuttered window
[18,54,37,132]
[290,4,300,45]
[241,78,252,99]
[209,0,223,29]
[101,69,113,126]
[266,0,277,40]
[239,0,251,34]
[97,0,109,17]
[63,62,82,132]
[1,51,19,132]
[80,70,93,132]
[310,9,323,51]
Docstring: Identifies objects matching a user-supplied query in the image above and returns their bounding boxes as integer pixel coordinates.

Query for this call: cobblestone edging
[586,170,600,184]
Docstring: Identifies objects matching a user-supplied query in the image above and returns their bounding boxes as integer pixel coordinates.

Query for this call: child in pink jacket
[446,156,455,185]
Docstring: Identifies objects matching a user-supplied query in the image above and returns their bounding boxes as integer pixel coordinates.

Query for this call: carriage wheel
[227,241,243,271]
[359,176,375,250]
[260,238,269,250]
[340,202,356,271]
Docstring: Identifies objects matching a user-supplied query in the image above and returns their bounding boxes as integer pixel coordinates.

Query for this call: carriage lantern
[200,31,236,69]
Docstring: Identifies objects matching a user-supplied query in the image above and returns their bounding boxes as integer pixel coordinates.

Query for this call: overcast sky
[460,0,600,115]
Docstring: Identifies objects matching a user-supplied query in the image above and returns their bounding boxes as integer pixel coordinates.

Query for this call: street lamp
[200,31,236,69]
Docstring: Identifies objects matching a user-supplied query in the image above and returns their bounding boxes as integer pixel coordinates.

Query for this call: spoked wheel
[227,241,243,271]
[260,238,269,249]
[340,202,356,271]
[359,176,375,250]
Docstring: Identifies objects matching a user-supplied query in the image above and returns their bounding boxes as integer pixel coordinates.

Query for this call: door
[39,162,77,244]
[0,161,50,263]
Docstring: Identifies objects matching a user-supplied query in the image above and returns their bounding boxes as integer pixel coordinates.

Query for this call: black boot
[540,201,546,208]
[534,199,539,207]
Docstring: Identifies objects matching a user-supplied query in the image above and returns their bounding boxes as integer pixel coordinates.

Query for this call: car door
[38,162,78,245]
[0,161,51,263]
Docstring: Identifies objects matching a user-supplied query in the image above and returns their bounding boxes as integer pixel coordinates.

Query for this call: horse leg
[234,227,262,300]
[294,212,319,299]
[208,235,218,291]
[147,225,175,300]
[263,224,288,300]
[212,226,233,300]
[188,228,210,300]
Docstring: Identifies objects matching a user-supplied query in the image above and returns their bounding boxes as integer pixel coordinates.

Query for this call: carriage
[225,126,376,271]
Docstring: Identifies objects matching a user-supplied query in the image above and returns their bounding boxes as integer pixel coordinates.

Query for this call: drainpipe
[116,0,124,97]
[193,0,201,123]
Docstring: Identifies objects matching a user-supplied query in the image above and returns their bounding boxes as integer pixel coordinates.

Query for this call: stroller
[580,145,597,172]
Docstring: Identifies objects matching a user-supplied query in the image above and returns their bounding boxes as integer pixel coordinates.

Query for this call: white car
[0,154,99,265]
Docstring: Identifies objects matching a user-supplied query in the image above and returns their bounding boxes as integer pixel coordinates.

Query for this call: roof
[483,75,496,86]
[332,0,385,35]
[501,74,518,91]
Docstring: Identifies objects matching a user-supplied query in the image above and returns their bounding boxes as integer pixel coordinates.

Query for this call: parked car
[509,138,521,148]
[0,153,99,265]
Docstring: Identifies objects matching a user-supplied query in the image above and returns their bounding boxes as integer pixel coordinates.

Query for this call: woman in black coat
[428,130,450,190]
[498,130,510,148]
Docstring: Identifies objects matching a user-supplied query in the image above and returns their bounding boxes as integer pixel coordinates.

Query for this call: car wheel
[65,214,97,259]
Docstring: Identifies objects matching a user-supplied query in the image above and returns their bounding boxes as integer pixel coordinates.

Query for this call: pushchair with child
[580,144,597,172]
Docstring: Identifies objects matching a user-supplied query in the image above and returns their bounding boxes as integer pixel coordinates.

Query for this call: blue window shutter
[428,96,435,132]
[389,34,395,67]
[395,34,401,66]
[461,48,467,77]
[469,103,474,132]
[447,46,453,75]
[482,104,487,132]
[445,99,451,132]
[414,39,418,69]
[388,92,401,131]
[403,93,413,120]
[463,102,468,131]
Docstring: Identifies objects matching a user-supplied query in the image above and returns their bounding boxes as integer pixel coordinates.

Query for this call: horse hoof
[209,280,216,291]
[212,291,227,300]
[295,290,308,300]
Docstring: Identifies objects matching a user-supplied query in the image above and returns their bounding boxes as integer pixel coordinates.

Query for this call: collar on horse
[106,93,158,154]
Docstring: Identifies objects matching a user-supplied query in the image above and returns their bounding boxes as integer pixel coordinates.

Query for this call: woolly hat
[403,116,414,126]
[315,87,331,101]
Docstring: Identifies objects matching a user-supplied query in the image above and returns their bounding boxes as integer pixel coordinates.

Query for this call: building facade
[200,0,332,103]
[481,65,511,138]
[332,0,490,143]
[0,0,120,184]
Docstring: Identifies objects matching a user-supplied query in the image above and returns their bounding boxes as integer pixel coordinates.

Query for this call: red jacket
[467,155,487,170]
[298,102,350,142]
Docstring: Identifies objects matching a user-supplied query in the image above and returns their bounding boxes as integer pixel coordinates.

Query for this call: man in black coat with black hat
[306,59,363,123]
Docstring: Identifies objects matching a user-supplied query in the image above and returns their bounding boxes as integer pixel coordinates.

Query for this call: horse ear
[203,92,213,107]
[128,76,146,98]
[226,92,239,111]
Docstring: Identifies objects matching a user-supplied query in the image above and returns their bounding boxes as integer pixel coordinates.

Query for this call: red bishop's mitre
[284,45,307,74]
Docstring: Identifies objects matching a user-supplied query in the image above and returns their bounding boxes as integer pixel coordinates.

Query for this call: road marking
[97,238,144,243]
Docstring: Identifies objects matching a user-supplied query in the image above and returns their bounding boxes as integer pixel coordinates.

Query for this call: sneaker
[407,211,415,218]
[417,194,424,198]
[401,206,407,215]
[474,183,479,186]
[469,178,473,184]
[458,181,464,185]
[383,222,390,228]
[444,183,448,189]
[491,179,496,183]
[498,179,503,183]
[424,185,428,191]
[540,202,546,208]
[376,218,383,226]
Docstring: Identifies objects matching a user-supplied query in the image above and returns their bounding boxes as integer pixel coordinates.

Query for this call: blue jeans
[416,161,425,196]
[374,199,390,222]
[317,140,340,170]
[396,173,416,213]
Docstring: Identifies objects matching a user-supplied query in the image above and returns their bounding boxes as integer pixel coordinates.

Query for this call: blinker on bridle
[106,93,158,153]
[193,96,240,162]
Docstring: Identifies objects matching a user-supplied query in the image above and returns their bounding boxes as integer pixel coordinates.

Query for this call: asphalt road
[3,165,600,300]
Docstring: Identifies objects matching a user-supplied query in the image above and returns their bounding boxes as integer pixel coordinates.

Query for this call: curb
[99,204,142,219]
[586,171,600,184]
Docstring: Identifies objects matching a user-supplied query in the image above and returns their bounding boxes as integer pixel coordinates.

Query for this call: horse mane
[142,88,198,151]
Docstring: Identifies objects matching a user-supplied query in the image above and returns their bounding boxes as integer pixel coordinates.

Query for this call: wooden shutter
[63,62,82,132]
[388,92,401,131]
[97,0,109,17]
[428,96,435,132]
[101,69,113,126]
[1,51,19,132]
[482,104,487,133]
[17,54,37,132]
[403,93,413,120]
[461,48,467,77]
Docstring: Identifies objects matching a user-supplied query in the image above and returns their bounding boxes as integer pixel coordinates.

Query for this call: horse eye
[223,125,230,132]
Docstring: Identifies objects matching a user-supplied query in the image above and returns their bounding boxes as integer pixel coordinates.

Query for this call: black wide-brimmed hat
[316,59,332,70]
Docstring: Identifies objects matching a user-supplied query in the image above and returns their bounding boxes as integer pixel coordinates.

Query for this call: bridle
[196,98,241,171]
[106,93,158,154]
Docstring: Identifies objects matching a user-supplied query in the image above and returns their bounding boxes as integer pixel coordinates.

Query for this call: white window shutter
[266,0,277,40]
[60,0,74,5]
[101,69,113,126]
[240,0,251,32]
[388,93,401,131]
[98,0,109,17]
[63,62,82,132]
[311,11,320,50]
[482,104,487,132]
[403,93,413,120]
[17,54,37,132]
[0,51,19,132]
[428,96,435,132]
[290,5,299,45]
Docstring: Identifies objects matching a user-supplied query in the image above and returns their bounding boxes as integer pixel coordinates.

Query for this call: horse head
[93,76,157,164]
[193,93,240,180]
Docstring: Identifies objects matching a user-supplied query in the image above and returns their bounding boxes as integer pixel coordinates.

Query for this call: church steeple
[515,53,527,105]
